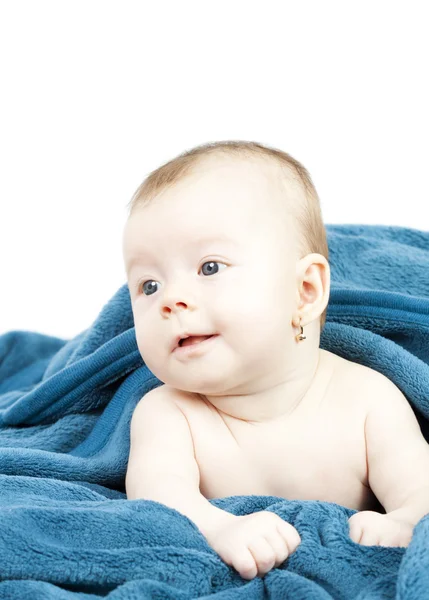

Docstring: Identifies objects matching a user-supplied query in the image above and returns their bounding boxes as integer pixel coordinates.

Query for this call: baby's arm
[126,385,301,578]
[349,373,429,546]
[126,386,234,536]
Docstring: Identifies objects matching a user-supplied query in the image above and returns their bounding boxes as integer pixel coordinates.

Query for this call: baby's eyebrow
[126,235,237,272]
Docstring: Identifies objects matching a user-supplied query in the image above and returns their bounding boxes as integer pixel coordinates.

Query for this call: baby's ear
[295,253,330,324]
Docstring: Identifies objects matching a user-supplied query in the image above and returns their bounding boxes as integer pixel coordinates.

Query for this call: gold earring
[296,324,306,342]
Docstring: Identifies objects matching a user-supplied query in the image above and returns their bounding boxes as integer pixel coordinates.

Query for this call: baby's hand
[348,510,413,547]
[205,510,301,580]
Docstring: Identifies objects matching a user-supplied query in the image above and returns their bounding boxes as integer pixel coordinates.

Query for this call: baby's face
[123,158,301,395]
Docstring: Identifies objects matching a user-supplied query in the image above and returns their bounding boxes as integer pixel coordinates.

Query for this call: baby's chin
[158,363,234,396]
[162,375,230,396]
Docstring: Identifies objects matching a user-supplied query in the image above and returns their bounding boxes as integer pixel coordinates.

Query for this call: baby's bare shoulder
[332,351,391,386]
[327,351,403,415]
[335,354,406,411]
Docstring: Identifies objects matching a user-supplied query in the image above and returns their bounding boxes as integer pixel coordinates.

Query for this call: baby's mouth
[179,335,215,347]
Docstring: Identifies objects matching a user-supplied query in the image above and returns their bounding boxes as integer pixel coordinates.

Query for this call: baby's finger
[233,548,258,580]
[247,537,277,576]
[348,520,363,544]
[276,520,301,553]
[358,529,379,546]
[262,530,290,565]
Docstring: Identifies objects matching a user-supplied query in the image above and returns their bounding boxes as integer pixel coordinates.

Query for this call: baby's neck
[200,347,332,425]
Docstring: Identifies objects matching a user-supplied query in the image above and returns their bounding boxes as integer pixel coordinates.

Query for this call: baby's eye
[137,261,227,297]
[139,280,158,296]
[199,260,227,277]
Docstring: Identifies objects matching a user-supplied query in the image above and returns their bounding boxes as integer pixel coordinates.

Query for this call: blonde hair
[127,140,329,332]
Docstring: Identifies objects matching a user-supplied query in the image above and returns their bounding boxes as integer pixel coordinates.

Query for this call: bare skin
[168,348,384,513]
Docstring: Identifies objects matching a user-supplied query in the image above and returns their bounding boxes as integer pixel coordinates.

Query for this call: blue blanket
[1,224,429,599]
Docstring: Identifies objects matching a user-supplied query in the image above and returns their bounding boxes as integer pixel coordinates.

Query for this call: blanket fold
[1,224,428,599]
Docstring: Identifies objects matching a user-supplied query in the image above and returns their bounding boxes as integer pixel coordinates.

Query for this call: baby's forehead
[125,155,302,249]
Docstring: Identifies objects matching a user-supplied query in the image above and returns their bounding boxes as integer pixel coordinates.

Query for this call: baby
[123,141,429,580]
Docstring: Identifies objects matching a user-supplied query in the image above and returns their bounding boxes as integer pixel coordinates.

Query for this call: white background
[1,1,428,339]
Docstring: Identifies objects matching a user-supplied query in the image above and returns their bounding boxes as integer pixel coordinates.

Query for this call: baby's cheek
[134,319,156,361]
[135,330,149,363]
[136,335,166,380]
